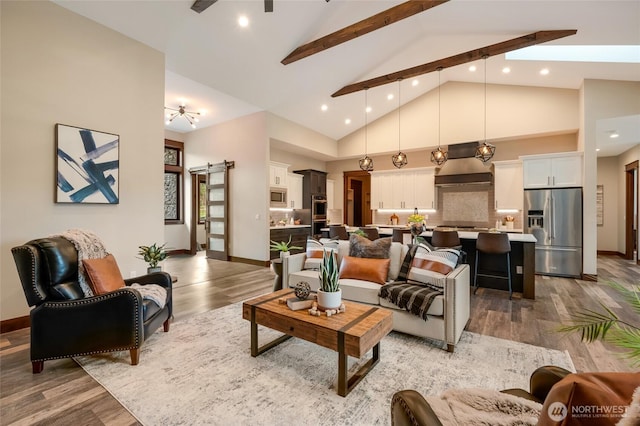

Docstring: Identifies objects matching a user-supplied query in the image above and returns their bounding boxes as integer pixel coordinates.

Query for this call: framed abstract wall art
[55,123,120,204]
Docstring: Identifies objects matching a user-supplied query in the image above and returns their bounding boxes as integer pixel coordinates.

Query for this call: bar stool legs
[473,248,513,300]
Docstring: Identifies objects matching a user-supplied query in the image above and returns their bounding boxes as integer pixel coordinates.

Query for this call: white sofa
[281,239,471,352]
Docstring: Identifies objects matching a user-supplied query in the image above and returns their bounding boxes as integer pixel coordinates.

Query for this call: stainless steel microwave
[269,187,287,208]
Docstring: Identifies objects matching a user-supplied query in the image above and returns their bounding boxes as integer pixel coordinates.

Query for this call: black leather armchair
[12,236,172,373]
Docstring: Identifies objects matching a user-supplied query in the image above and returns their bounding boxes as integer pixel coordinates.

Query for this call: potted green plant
[352,229,367,237]
[269,236,302,259]
[138,243,168,273]
[557,281,640,367]
[317,249,341,310]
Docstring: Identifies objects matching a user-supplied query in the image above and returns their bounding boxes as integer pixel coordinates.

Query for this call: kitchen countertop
[269,224,311,230]
[421,230,536,243]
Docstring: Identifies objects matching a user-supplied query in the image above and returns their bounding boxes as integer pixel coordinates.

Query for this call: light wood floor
[1,254,638,425]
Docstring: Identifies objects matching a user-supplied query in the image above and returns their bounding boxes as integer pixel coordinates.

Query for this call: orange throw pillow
[82,254,126,295]
[339,255,390,285]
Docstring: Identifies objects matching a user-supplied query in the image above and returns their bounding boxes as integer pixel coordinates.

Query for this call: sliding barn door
[205,161,234,260]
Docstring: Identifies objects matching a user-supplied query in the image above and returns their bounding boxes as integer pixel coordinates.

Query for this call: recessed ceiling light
[596,148,601,152]
[387,94,394,101]
[365,106,372,113]
[411,79,419,87]
[540,68,550,75]
[320,104,328,112]
[469,65,477,72]
[238,15,249,27]
[345,118,351,125]
[610,132,619,139]
[502,67,511,74]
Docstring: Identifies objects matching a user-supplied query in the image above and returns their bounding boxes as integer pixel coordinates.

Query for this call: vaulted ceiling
[54,0,639,155]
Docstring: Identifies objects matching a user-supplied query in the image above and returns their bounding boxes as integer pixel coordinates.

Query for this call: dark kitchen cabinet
[294,169,327,206]
[269,227,309,260]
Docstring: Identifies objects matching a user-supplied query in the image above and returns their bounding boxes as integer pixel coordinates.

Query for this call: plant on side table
[557,280,640,367]
[269,236,302,259]
[138,243,168,273]
[317,249,341,310]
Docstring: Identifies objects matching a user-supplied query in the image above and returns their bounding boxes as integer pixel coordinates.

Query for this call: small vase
[317,288,342,310]
[147,266,162,274]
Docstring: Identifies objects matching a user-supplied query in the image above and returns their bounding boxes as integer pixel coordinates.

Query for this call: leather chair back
[476,232,511,254]
[359,227,380,240]
[12,237,85,306]
[432,230,461,248]
[329,225,349,240]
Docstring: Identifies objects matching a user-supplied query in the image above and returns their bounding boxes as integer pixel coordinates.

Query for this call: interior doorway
[343,170,372,227]
[624,160,638,263]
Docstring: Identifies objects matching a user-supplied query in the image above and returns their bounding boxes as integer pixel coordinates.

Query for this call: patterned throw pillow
[348,234,391,259]
[304,237,338,270]
[406,244,461,288]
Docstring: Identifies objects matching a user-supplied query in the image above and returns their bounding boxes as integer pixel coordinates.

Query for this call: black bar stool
[431,229,461,248]
[474,232,512,299]
[359,227,380,240]
[329,225,349,240]
[392,228,411,244]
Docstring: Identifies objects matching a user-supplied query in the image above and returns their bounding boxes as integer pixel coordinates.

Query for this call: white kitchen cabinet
[269,161,289,188]
[493,160,523,210]
[326,178,335,210]
[521,152,583,188]
[371,168,436,210]
[287,173,303,209]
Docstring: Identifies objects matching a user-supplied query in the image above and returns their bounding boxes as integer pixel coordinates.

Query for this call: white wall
[338,81,579,159]
[582,80,640,274]
[1,1,165,321]
[185,112,270,261]
[597,157,621,251]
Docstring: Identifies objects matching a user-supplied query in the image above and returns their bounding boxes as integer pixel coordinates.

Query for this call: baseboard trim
[230,256,269,267]
[1,315,30,333]
[168,249,190,256]
[581,274,598,282]
[597,250,625,257]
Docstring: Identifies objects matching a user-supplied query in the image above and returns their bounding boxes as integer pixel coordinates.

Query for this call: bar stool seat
[474,232,512,299]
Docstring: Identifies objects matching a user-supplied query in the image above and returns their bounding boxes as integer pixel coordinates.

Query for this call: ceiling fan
[191,0,329,14]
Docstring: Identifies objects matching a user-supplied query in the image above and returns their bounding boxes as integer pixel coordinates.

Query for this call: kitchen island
[269,225,310,260]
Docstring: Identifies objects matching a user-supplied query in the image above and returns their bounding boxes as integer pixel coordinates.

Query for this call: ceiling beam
[281,0,449,65]
[331,29,577,97]
[191,0,218,14]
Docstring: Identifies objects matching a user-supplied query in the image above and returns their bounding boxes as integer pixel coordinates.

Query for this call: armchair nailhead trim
[33,345,139,363]
[390,393,420,426]
[12,246,46,302]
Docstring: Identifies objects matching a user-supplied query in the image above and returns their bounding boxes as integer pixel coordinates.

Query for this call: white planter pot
[279,251,290,259]
[147,266,162,274]
[316,288,342,310]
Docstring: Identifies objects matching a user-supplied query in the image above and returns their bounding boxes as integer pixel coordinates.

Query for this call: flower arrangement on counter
[407,214,425,224]
[504,215,515,223]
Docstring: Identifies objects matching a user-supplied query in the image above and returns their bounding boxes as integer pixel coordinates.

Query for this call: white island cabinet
[521,152,583,189]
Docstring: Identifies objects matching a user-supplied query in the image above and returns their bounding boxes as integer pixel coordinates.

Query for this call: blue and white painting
[56,124,119,204]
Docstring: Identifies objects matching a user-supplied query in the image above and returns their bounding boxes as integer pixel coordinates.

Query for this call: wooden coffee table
[242,288,393,397]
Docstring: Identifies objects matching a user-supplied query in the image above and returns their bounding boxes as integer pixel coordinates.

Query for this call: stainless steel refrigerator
[524,187,583,277]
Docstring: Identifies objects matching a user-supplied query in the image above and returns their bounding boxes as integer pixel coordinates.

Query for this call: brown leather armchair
[391,366,572,426]
[12,236,172,373]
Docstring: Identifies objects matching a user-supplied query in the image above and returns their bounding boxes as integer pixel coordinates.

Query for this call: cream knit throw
[56,229,108,297]
[130,283,167,309]
[425,388,542,426]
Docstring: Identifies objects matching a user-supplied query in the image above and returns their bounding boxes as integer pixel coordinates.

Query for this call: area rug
[75,303,575,426]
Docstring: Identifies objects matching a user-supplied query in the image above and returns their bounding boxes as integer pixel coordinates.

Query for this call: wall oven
[269,187,287,208]
[312,195,327,220]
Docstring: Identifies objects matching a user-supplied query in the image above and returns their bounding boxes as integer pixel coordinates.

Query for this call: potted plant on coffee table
[138,243,168,273]
[269,236,302,259]
[317,249,341,310]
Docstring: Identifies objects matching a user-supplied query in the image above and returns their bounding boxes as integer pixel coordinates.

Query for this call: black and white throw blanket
[379,281,443,321]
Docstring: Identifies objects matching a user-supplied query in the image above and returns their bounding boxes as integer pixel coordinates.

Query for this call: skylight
[506,45,640,63]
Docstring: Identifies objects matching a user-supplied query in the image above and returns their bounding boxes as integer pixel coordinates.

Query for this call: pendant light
[359,88,374,171]
[475,55,496,163]
[430,67,447,166]
[391,79,408,168]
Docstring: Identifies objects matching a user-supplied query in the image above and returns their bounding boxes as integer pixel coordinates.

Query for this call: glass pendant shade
[359,155,374,171]
[475,141,495,163]
[431,147,448,165]
[392,152,408,168]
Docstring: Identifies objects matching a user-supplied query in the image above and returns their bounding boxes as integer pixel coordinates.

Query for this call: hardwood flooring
[1,253,637,425]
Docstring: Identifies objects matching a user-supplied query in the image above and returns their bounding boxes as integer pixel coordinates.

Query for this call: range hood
[434,142,493,186]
